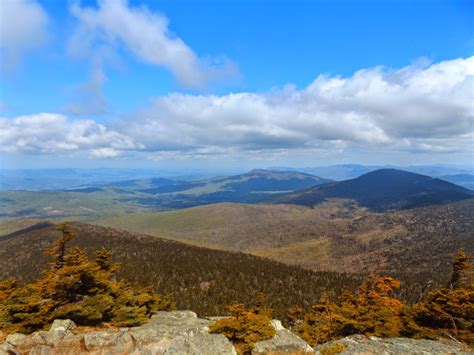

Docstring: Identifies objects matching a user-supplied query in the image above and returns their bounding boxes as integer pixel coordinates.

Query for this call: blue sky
[0,0,473,169]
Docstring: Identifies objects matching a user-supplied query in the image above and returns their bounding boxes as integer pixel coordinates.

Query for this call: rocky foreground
[1,311,470,354]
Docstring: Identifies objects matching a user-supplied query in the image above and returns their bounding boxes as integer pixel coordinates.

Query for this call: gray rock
[151,311,198,322]
[84,330,134,351]
[147,311,212,338]
[253,328,314,354]
[0,342,19,355]
[32,330,67,347]
[27,345,52,355]
[315,335,471,354]
[150,311,210,328]
[270,319,286,331]
[164,333,236,355]
[130,326,164,346]
[49,319,76,333]
[5,333,27,346]
[138,338,174,354]
[46,333,85,353]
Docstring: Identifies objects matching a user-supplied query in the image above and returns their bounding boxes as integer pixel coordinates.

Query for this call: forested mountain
[0,222,358,319]
[123,169,332,208]
[92,198,474,299]
[279,169,474,211]
[0,169,331,217]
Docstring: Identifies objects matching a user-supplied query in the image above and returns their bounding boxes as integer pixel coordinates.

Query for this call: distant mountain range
[1,164,472,191]
[0,169,331,217]
[121,169,332,208]
[279,169,474,212]
[269,164,474,184]
[1,168,473,218]
[440,174,474,190]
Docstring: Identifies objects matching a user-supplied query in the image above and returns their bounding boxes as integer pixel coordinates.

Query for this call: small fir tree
[210,294,275,354]
[0,223,174,334]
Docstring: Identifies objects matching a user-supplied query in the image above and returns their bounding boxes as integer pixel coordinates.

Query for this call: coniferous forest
[1,224,472,349]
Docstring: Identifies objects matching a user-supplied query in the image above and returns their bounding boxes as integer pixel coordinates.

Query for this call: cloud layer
[69,0,234,88]
[0,113,141,158]
[0,0,49,71]
[120,56,473,155]
[1,57,473,161]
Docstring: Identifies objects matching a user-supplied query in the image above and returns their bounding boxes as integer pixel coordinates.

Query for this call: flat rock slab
[253,320,314,354]
[2,314,471,355]
[315,335,472,355]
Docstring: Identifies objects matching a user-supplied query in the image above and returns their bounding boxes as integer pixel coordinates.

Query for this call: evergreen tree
[210,294,275,353]
[450,249,472,290]
[0,224,174,334]
[413,249,473,344]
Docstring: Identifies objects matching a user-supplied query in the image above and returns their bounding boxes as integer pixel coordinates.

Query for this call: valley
[2,5,472,351]
[92,198,474,298]
[0,169,331,218]
[1,168,472,300]
[0,221,360,319]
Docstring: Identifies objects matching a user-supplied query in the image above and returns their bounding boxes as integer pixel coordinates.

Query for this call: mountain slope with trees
[92,198,474,301]
[0,222,359,320]
[279,169,474,211]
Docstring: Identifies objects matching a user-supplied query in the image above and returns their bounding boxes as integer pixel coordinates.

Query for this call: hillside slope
[440,173,474,190]
[93,198,474,299]
[124,169,332,208]
[0,222,358,319]
[279,169,474,211]
[0,169,331,217]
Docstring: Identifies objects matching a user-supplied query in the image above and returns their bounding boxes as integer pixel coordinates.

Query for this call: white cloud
[117,56,473,156]
[0,0,49,71]
[69,0,235,88]
[89,147,122,158]
[0,113,141,158]
[1,57,472,162]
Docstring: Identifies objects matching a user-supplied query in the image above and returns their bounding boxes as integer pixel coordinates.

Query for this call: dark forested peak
[280,169,474,211]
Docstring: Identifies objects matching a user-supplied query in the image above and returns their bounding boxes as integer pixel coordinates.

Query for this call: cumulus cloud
[117,56,473,156]
[1,57,472,161]
[0,113,141,157]
[69,0,235,88]
[0,0,49,71]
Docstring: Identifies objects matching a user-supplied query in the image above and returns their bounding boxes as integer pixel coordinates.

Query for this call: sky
[0,0,473,170]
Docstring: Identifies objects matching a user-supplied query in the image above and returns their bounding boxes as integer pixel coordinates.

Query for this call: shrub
[0,223,174,334]
[292,276,405,345]
[338,276,404,337]
[291,250,474,346]
[412,250,473,344]
[209,293,276,353]
[292,292,348,345]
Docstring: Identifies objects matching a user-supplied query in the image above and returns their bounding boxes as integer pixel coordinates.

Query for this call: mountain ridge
[279,168,474,212]
[0,221,359,319]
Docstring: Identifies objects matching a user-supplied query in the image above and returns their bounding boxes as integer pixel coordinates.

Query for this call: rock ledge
[1,312,470,354]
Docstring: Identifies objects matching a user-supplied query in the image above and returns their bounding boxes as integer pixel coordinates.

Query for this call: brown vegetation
[0,222,360,320]
[287,252,473,346]
[3,198,472,303]
[209,293,275,353]
[0,224,173,335]
[94,198,474,303]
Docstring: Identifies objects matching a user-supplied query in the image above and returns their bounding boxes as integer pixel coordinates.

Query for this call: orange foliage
[0,224,173,334]
[291,251,474,346]
[209,293,275,353]
[413,250,473,344]
[292,276,404,346]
